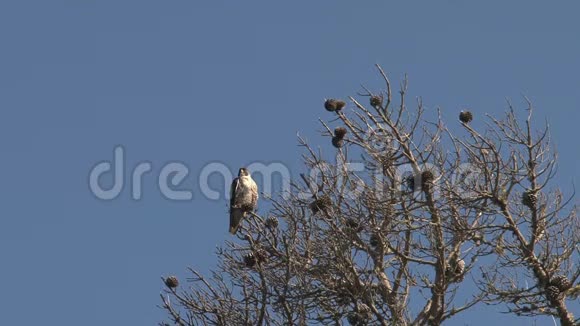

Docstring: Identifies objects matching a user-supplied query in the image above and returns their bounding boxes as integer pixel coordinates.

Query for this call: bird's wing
[229,207,244,234]
[229,177,243,234]
[250,178,258,209]
[230,177,239,209]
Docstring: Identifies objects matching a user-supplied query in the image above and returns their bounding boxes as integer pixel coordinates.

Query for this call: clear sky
[0,1,578,325]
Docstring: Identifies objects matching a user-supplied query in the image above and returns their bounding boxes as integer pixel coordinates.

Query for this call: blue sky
[0,1,578,325]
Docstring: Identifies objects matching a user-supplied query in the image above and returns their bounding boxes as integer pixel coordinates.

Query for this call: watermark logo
[366,125,395,154]
[88,146,293,201]
[88,145,496,202]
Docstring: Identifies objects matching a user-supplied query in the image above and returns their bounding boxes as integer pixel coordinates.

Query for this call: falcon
[229,167,258,234]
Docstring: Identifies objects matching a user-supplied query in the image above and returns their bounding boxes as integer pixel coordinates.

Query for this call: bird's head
[238,167,250,177]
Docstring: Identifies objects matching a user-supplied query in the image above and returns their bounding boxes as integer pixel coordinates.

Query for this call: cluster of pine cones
[545,274,571,303]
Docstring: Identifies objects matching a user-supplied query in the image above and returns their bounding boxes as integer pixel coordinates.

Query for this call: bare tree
[160,66,578,326]
[455,100,579,325]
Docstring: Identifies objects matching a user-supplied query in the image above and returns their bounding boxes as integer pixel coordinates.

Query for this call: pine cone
[164,276,179,288]
[310,196,332,215]
[370,233,381,247]
[265,216,279,229]
[405,174,416,191]
[334,127,348,139]
[545,286,561,302]
[421,170,435,191]
[324,99,346,112]
[346,218,360,230]
[347,310,370,325]
[244,253,257,268]
[255,249,268,264]
[459,110,473,123]
[370,95,382,108]
[551,275,571,292]
[358,303,371,318]
[522,190,537,208]
[331,136,344,148]
[324,99,337,112]
[347,312,362,326]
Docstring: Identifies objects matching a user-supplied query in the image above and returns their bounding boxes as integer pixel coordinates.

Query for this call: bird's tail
[229,208,245,234]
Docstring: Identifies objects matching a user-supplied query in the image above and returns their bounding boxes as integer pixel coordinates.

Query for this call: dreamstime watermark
[88,145,502,202]
[88,146,297,201]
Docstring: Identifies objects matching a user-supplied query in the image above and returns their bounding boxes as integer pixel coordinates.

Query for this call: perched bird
[229,168,258,234]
